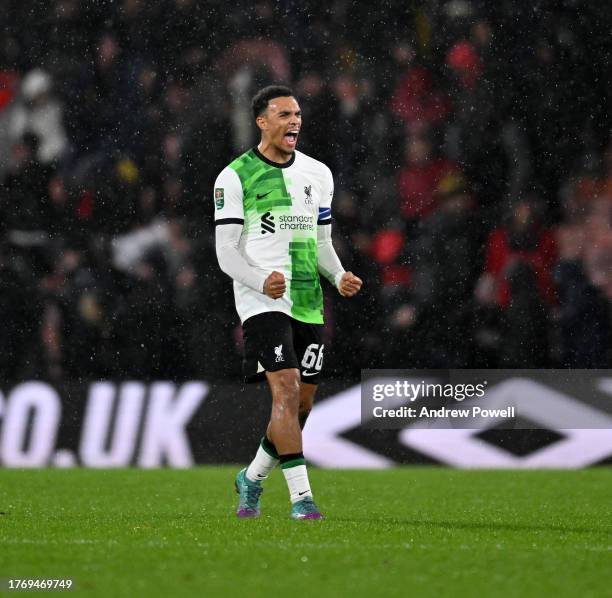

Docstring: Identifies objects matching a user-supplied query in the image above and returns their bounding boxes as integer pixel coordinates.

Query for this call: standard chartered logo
[261,213,314,234]
[279,215,314,230]
[260,211,275,234]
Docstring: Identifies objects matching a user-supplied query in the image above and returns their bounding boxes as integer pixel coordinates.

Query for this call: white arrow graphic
[303,385,393,469]
[400,378,612,468]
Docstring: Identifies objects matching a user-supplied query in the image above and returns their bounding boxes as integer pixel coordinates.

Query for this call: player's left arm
[316,166,362,298]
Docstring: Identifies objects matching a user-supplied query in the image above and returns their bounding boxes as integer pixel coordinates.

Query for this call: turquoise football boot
[234,468,263,518]
[290,497,324,520]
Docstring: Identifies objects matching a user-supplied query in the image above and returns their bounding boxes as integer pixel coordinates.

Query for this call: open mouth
[283,130,299,147]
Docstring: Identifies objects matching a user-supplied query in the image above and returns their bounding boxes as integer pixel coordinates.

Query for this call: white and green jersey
[214,148,335,325]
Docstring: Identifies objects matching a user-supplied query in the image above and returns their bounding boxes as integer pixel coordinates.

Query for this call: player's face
[258,96,302,155]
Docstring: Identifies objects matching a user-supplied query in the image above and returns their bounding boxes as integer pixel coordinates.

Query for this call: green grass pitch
[0,468,610,597]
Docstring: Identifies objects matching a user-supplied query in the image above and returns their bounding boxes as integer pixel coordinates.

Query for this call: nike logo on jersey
[302,371,318,377]
[256,191,272,199]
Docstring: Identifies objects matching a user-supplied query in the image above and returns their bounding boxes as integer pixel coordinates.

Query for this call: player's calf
[267,369,302,454]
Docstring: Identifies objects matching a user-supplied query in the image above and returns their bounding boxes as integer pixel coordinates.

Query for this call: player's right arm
[214,167,285,298]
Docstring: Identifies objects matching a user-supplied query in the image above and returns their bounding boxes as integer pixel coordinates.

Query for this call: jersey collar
[253,147,295,169]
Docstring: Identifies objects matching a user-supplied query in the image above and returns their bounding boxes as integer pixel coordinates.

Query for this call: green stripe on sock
[280,458,305,470]
[261,436,278,459]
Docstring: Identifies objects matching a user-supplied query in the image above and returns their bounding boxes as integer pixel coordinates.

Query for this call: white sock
[282,463,313,503]
[246,443,279,483]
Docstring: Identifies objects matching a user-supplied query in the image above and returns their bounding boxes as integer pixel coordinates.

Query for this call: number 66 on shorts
[301,343,324,373]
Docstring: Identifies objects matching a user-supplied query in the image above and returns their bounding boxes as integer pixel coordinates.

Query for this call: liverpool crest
[304,185,312,204]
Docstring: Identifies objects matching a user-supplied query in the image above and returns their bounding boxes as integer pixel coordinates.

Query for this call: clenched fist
[263,271,286,299]
[338,271,363,297]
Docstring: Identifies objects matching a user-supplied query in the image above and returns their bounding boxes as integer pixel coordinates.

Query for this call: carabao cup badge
[215,188,224,209]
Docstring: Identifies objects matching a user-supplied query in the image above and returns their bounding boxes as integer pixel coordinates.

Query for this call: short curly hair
[252,85,294,119]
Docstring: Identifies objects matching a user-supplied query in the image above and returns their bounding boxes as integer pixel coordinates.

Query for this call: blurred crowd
[0,0,610,382]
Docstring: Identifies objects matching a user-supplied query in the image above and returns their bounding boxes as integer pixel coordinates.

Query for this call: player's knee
[275,368,300,391]
[271,369,300,407]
